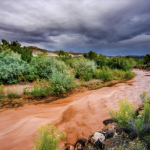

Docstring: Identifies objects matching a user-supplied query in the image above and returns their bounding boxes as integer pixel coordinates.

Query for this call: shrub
[7,90,21,99]
[34,123,66,150]
[107,56,136,70]
[23,79,51,98]
[49,71,76,95]
[72,57,96,80]
[108,99,136,128]
[0,50,31,84]
[95,67,135,82]
[30,54,69,80]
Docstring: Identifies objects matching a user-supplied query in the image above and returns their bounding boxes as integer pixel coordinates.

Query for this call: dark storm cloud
[0,0,150,55]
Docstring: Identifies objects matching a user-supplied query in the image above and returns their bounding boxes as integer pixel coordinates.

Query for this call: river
[0,69,150,150]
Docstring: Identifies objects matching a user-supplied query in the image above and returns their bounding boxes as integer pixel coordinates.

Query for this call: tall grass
[95,67,135,82]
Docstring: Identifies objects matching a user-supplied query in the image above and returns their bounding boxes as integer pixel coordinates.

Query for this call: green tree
[143,54,150,64]
[88,51,98,60]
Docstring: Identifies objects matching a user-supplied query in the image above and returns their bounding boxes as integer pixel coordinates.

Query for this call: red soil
[0,69,150,150]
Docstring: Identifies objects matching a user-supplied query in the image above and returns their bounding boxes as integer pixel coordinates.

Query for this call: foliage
[107,56,136,70]
[94,54,107,69]
[30,54,69,80]
[23,79,51,98]
[0,84,4,98]
[72,57,96,81]
[0,39,33,62]
[0,50,32,84]
[83,51,98,60]
[95,67,135,82]
[49,71,76,95]
[143,54,150,64]
[58,50,69,56]
[7,90,21,99]
[108,99,136,128]
[34,123,66,150]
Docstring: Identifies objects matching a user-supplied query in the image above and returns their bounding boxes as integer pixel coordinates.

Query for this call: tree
[143,54,150,64]
[88,51,98,60]
[58,50,69,56]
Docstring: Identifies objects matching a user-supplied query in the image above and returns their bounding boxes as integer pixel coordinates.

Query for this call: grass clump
[95,67,135,82]
[34,123,66,150]
[0,84,5,98]
[23,79,51,99]
[7,90,21,99]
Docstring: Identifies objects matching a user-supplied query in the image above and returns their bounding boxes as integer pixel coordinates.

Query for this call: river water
[0,69,150,150]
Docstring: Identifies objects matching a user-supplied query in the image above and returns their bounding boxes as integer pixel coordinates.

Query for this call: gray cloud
[0,0,150,55]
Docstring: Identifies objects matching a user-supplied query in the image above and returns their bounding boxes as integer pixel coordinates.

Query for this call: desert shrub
[95,67,135,82]
[23,79,51,98]
[108,99,136,128]
[0,39,33,62]
[0,50,32,84]
[72,57,96,80]
[34,123,66,150]
[7,90,21,99]
[30,54,69,80]
[107,56,136,70]
[49,71,76,95]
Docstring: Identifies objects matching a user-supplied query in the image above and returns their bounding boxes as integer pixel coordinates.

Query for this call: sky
[0,0,150,56]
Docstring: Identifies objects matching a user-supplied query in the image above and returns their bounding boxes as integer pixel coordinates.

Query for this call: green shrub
[30,54,69,80]
[0,50,31,84]
[50,71,76,95]
[34,123,66,150]
[72,57,96,80]
[107,56,136,70]
[24,79,51,98]
[7,90,21,99]
[95,67,135,82]
[108,99,136,128]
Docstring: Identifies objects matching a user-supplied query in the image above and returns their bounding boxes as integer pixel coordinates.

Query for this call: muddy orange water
[0,69,150,150]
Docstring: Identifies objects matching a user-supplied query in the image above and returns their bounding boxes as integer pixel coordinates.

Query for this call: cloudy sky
[0,0,150,56]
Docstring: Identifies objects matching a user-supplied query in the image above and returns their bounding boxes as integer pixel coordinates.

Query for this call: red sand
[0,69,150,150]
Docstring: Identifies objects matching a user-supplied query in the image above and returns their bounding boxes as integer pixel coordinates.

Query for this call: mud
[0,69,150,150]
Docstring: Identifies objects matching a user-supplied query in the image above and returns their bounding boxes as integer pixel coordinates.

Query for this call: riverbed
[0,69,150,150]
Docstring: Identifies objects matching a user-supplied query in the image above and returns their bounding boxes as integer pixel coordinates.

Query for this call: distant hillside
[28,46,84,57]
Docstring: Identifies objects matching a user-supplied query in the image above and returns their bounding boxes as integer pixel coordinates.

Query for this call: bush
[108,99,136,128]
[23,79,51,98]
[1,39,33,62]
[50,71,76,95]
[107,56,136,70]
[30,54,69,80]
[7,90,21,99]
[0,50,32,84]
[72,57,96,80]
[95,67,135,82]
[34,123,66,150]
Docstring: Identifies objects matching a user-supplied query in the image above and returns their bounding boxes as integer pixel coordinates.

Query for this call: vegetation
[0,50,32,84]
[108,92,150,149]
[0,39,33,62]
[34,123,66,150]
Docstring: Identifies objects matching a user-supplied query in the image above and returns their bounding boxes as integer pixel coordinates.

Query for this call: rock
[66,145,75,150]
[103,118,116,125]
[74,138,87,150]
